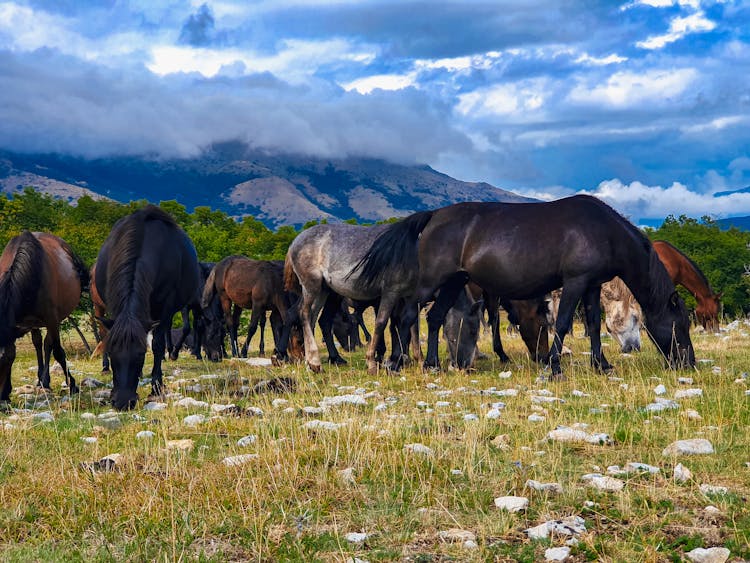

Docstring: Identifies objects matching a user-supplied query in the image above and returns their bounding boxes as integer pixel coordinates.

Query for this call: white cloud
[342,72,417,94]
[568,68,697,108]
[583,178,750,219]
[637,11,716,49]
[457,80,547,117]
[574,53,628,66]
[681,115,748,134]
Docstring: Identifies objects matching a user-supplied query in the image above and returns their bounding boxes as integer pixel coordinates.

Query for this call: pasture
[0,318,749,562]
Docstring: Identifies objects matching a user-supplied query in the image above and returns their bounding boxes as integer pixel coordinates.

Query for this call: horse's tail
[200,266,218,309]
[0,231,44,318]
[67,247,90,292]
[284,252,302,295]
[350,210,435,290]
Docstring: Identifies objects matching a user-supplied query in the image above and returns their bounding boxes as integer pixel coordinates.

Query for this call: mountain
[713,185,750,198]
[0,143,534,228]
[717,215,750,230]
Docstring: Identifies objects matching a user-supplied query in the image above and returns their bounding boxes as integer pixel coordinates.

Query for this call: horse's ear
[96,316,114,330]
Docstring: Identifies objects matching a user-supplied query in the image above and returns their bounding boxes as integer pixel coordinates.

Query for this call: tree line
[2,188,749,321]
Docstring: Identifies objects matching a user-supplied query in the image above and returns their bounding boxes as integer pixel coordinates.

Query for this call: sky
[0,0,749,223]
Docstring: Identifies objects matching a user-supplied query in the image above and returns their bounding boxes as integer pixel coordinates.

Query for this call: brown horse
[201,256,295,358]
[653,241,721,333]
[0,231,88,403]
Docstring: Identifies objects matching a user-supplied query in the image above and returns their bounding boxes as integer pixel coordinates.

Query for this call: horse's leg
[241,308,264,357]
[366,293,399,374]
[170,309,191,361]
[549,281,586,378]
[389,300,420,370]
[258,312,266,356]
[274,298,300,361]
[355,307,372,343]
[490,297,511,363]
[582,285,612,372]
[410,311,423,363]
[191,305,203,360]
[48,325,78,394]
[150,323,167,397]
[319,294,347,365]
[0,343,16,404]
[226,302,241,357]
[424,274,469,370]
[31,329,47,388]
[300,287,327,372]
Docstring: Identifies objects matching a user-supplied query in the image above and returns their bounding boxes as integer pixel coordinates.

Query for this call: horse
[548,278,643,353]
[653,240,721,333]
[0,231,88,403]
[167,262,225,362]
[201,257,294,358]
[278,222,421,372]
[443,285,483,369]
[94,205,202,410]
[354,195,695,377]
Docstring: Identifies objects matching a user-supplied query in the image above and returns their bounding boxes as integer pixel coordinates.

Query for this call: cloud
[637,11,717,49]
[178,3,219,47]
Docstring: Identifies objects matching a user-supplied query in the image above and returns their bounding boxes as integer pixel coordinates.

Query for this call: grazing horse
[279,222,420,372]
[548,278,644,353]
[653,240,721,333]
[354,195,694,377]
[201,257,293,358]
[0,231,88,402]
[95,205,201,410]
[443,286,483,369]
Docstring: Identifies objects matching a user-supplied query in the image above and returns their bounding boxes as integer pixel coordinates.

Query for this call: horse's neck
[674,263,711,300]
[618,251,668,315]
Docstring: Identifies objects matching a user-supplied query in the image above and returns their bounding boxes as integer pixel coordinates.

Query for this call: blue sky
[0,0,749,223]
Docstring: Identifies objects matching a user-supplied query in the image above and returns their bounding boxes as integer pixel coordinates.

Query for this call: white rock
[486,408,502,419]
[463,539,478,549]
[525,516,586,540]
[700,484,728,496]
[237,435,257,447]
[678,377,695,385]
[673,463,693,482]
[654,384,667,395]
[33,412,54,422]
[80,436,98,444]
[663,439,714,456]
[571,389,589,397]
[624,462,660,474]
[345,532,369,544]
[683,409,702,420]
[243,357,273,366]
[175,397,209,409]
[136,430,155,440]
[404,443,434,456]
[438,529,476,543]
[547,427,589,442]
[272,398,289,408]
[463,413,479,421]
[493,495,528,512]
[495,388,518,397]
[222,454,259,467]
[525,480,563,494]
[245,406,264,417]
[304,420,344,431]
[545,546,571,561]
[498,370,512,378]
[143,401,167,411]
[80,412,96,420]
[528,413,546,422]
[183,414,206,426]
[583,475,625,492]
[211,403,237,413]
[321,394,367,407]
[644,399,680,412]
[685,547,730,563]
[674,388,703,399]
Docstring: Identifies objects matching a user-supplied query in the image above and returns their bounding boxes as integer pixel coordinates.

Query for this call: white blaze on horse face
[601,278,643,353]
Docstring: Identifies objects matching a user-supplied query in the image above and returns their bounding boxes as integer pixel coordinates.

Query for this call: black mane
[0,232,44,345]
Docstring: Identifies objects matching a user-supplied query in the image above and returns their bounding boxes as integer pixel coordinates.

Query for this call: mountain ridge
[0,143,534,227]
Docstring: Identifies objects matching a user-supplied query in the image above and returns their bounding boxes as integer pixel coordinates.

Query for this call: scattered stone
[663,439,714,456]
[674,388,703,399]
[321,394,366,407]
[685,547,730,563]
[211,403,238,414]
[339,467,357,484]
[683,409,702,420]
[183,414,206,426]
[525,516,586,540]
[304,420,344,431]
[237,435,257,447]
[493,496,528,512]
[525,480,563,494]
[624,462,660,474]
[463,413,479,421]
[571,389,589,397]
[80,453,123,473]
[438,529,476,543]
[81,436,98,444]
[244,406,264,417]
[80,412,96,420]
[136,430,155,440]
[166,439,194,451]
[450,469,463,476]
[547,426,612,445]
[143,401,167,411]
[345,532,369,544]
[80,377,106,388]
[582,474,625,492]
[300,406,327,416]
[498,370,512,378]
[678,377,695,385]
[654,384,667,395]
[242,357,273,367]
[491,435,510,449]
[486,408,502,419]
[33,412,54,423]
[673,463,693,482]
[251,376,296,394]
[644,398,679,412]
[545,546,571,561]
[700,484,728,496]
[404,443,434,456]
[222,454,259,467]
[175,397,209,409]
[272,398,289,408]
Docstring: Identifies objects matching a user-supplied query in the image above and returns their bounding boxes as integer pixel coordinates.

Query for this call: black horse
[354,195,695,377]
[94,205,201,410]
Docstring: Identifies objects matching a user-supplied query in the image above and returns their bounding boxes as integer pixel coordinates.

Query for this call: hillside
[0,143,533,227]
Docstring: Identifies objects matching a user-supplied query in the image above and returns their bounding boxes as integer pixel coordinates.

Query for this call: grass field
[0,317,749,562]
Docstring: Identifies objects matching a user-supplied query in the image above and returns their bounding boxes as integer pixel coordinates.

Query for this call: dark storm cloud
[179,4,218,47]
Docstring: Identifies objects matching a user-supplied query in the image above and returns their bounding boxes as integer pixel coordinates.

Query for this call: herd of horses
[0,195,722,410]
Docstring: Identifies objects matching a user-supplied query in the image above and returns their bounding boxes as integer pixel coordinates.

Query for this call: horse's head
[645,291,695,369]
[332,309,362,351]
[696,292,721,333]
[104,317,150,410]
[199,308,225,362]
[514,296,551,363]
[444,292,482,369]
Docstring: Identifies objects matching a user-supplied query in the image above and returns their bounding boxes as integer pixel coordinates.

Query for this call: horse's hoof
[69,385,80,395]
[328,356,347,366]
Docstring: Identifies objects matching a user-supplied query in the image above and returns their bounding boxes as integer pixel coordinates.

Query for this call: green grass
[1,319,749,562]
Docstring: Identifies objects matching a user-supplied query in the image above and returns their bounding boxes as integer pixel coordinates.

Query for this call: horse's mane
[0,231,44,344]
[105,205,174,317]
[655,239,713,291]
[578,195,675,310]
